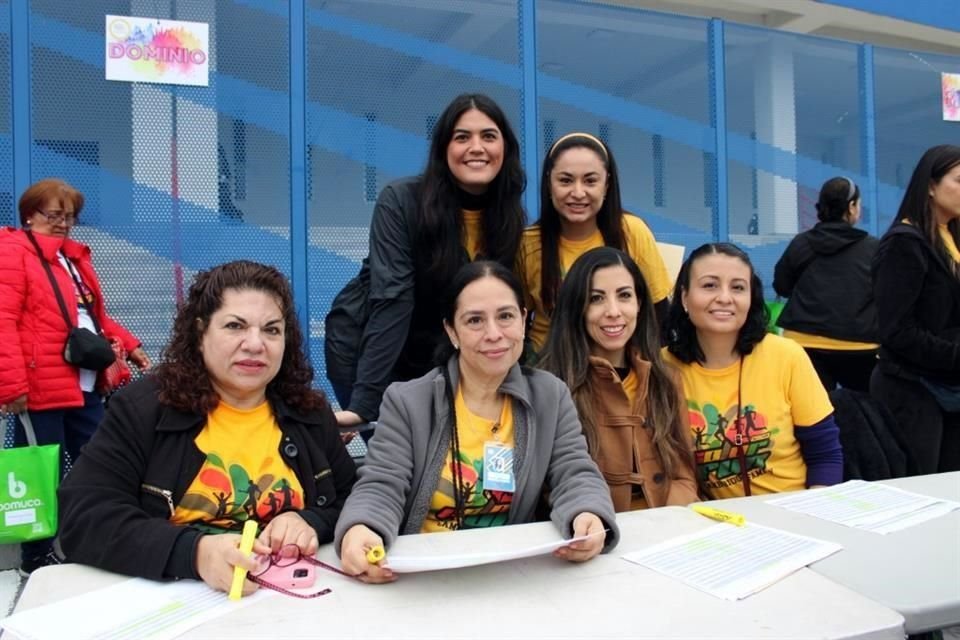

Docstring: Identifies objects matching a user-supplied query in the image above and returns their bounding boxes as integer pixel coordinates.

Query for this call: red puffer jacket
[0,228,140,410]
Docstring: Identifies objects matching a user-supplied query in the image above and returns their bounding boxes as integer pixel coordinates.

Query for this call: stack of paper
[1,578,273,640]
[622,523,842,600]
[768,480,960,534]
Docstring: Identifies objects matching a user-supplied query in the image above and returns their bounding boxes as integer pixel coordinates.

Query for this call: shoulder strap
[61,256,104,334]
[733,356,752,496]
[24,231,75,330]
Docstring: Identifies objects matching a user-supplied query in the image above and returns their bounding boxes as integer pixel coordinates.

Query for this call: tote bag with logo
[0,415,60,543]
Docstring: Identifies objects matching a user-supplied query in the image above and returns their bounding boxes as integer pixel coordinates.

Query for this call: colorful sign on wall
[944,73,960,122]
[105,15,209,87]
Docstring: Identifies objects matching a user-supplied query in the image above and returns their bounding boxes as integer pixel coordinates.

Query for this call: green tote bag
[0,414,60,543]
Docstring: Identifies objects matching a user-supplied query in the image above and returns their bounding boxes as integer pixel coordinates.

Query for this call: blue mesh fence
[536,3,714,249]
[304,0,525,401]
[0,0,10,227]
[874,47,960,231]
[0,0,958,418]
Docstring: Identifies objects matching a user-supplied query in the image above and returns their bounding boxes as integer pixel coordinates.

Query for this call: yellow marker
[365,544,386,564]
[229,519,259,600]
[691,504,746,527]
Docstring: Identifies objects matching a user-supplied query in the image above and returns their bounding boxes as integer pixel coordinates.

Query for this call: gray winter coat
[334,357,619,552]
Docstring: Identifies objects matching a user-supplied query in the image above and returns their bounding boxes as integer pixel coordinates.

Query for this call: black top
[773,221,879,343]
[325,177,478,421]
[58,377,357,581]
[872,223,960,384]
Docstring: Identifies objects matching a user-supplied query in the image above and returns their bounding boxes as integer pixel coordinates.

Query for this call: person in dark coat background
[774,176,879,391]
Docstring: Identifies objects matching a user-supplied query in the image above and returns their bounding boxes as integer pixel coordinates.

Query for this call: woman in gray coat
[335,261,618,582]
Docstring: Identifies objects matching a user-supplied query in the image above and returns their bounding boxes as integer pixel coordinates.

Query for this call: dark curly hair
[666,243,769,364]
[154,260,326,414]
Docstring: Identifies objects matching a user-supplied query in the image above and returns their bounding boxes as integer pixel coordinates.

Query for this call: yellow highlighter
[691,504,746,527]
[229,519,259,600]
[365,544,386,564]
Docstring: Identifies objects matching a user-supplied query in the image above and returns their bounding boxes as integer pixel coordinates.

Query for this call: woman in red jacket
[0,178,150,575]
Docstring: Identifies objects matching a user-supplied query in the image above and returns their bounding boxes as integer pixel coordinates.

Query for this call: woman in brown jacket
[539,247,697,511]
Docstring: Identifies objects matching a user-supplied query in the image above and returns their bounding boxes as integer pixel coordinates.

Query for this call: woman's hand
[0,394,27,416]
[340,524,395,584]
[554,512,606,563]
[128,347,152,371]
[258,511,319,556]
[195,533,271,595]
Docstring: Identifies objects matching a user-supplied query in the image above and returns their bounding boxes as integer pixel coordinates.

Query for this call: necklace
[456,387,506,442]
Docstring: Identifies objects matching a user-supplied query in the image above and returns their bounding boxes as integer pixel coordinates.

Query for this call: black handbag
[26,231,116,371]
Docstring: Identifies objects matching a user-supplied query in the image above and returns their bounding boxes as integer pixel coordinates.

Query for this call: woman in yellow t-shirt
[335,262,619,583]
[664,243,842,499]
[518,132,671,354]
[59,261,356,596]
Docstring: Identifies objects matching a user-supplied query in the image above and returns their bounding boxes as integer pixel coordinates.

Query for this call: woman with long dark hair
[773,176,879,391]
[871,144,960,474]
[664,243,842,498]
[335,261,617,583]
[325,94,526,430]
[59,261,356,595]
[539,247,696,511]
[518,133,671,355]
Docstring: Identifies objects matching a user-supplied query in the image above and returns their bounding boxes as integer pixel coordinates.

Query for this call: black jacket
[325,177,472,421]
[773,222,879,343]
[58,377,357,581]
[829,388,907,481]
[872,223,960,385]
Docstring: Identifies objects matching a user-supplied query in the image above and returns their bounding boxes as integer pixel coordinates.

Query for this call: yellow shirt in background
[520,213,672,351]
[171,401,304,531]
[462,209,483,260]
[939,223,960,262]
[621,367,639,410]
[422,387,515,532]
[781,330,878,351]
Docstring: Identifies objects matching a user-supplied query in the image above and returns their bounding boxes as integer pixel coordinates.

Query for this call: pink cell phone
[258,559,317,589]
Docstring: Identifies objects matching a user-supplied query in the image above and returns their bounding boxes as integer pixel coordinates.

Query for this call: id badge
[483,441,515,493]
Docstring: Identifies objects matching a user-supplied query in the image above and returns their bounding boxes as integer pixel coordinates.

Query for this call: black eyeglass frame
[33,208,78,225]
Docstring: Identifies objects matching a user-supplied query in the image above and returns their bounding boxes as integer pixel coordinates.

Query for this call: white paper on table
[621,523,842,601]
[858,501,960,534]
[0,577,275,640]
[385,532,593,573]
[768,480,960,533]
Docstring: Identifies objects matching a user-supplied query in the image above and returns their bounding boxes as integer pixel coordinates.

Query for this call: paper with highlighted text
[0,577,274,640]
[622,523,841,600]
[768,480,960,534]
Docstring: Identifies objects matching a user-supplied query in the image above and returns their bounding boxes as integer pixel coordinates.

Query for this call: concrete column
[753,39,798,235]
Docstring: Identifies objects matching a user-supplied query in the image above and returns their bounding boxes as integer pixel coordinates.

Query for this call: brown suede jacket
[587,352,698,511]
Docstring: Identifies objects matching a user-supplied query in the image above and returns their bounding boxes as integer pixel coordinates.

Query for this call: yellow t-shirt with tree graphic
[422,388,515,532]
[663,334,832,499]
[171,401,304,531]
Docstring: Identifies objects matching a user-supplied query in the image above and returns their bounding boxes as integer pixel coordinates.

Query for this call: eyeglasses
[250,543,353,599]
[34,209,77,225]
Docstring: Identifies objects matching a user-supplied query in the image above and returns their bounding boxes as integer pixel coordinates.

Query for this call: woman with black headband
[773,176,879,392]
